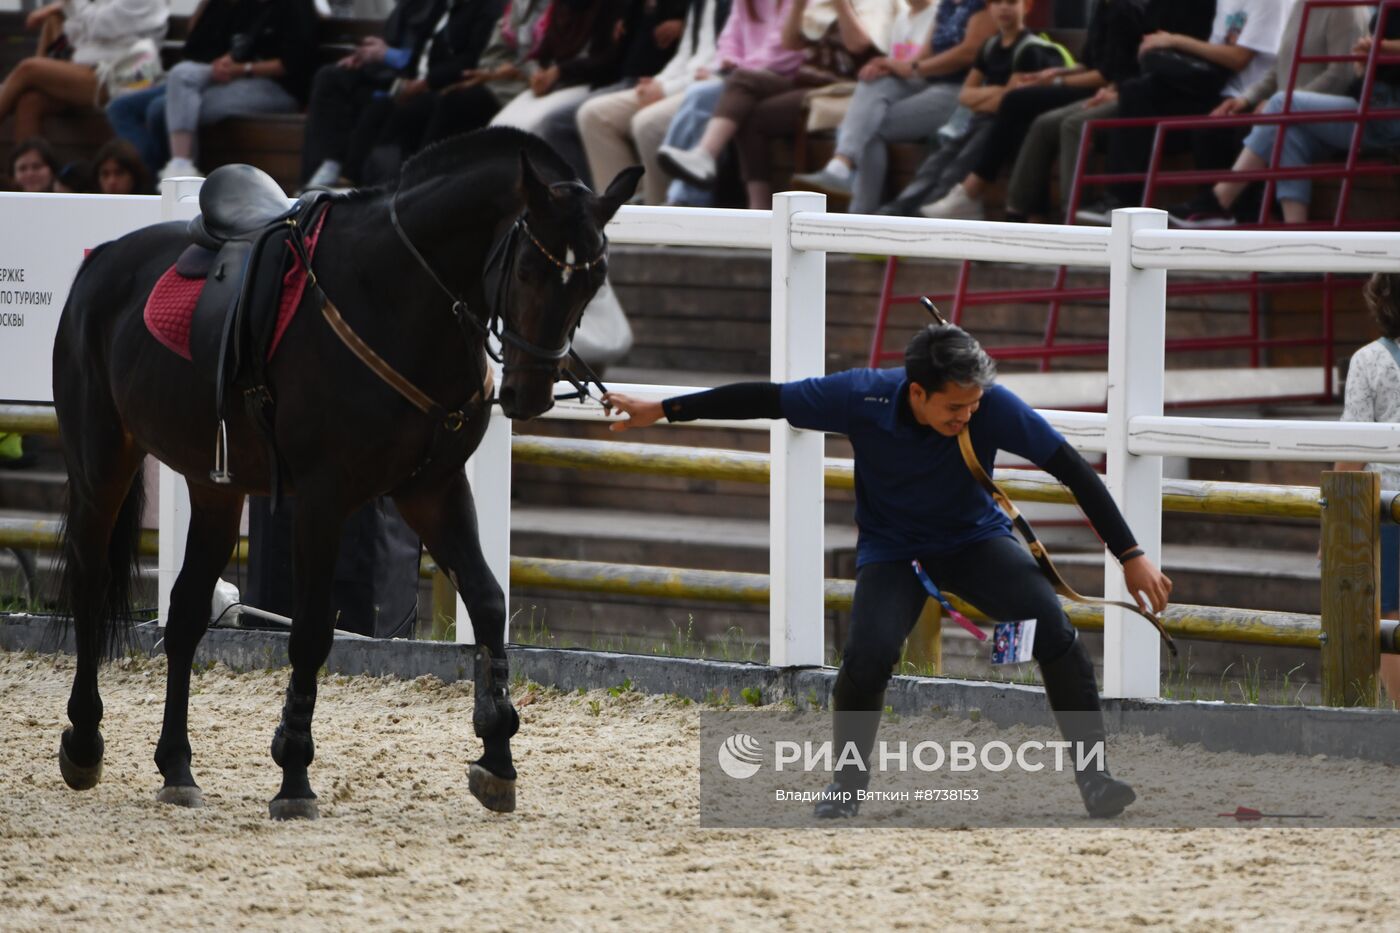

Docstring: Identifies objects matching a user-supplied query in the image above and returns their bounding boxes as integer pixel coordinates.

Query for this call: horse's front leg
[268,496,345,821]
[396,470,518,813]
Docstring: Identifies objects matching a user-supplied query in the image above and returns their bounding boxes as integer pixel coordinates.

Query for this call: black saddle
[179,163,332,488]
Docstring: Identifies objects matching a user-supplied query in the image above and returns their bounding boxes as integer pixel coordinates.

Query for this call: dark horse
[51,127,640,818]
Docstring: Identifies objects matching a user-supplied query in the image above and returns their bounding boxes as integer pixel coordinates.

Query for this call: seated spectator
[319,0,510,187]
[1000,0,1211,224]
[157,0,320,180]
[94,137,151,193]
[489,0,629,135]
[657,0,807,207]
[792,0,986,213]
[537,0,690,184]
[300,0,498,188]
[892,0,1071,219]
[1077,0,1284,222]
[0,0,168,141]
[54,159,92,192]
[1178,1,1379,227]
[657,0,898,210]
[576,0,730,205]
[9,137,59,192]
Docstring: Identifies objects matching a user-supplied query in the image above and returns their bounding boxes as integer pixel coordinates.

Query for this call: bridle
[389,183,612,407]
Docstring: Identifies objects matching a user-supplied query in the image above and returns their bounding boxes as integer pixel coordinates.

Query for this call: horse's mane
[396,126,576,192]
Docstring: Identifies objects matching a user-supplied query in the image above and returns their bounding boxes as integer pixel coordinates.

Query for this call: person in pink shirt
[656,0,806,205]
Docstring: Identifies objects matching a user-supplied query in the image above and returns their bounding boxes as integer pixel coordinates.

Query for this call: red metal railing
[870,0,1398,405]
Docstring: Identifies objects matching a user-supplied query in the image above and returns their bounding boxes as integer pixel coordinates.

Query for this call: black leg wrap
[271,685,317,769]
[1038,635,1136,818]
[473,646,518,740]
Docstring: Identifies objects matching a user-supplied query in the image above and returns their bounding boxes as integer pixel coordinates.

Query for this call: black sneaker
[1073,194,1126,225]
[812,781,860,819]
[1167,191,1237,229]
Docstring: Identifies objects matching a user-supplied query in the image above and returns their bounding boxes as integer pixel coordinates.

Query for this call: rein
[954,429,1178,656]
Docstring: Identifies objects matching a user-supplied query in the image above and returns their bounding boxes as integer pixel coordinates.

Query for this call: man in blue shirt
[606,324,1172,818]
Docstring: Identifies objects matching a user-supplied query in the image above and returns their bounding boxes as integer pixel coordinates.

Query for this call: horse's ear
[518,151,552,215]
[594,165,644,224]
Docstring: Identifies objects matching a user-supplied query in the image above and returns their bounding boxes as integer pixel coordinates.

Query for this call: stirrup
[209,419,233,484]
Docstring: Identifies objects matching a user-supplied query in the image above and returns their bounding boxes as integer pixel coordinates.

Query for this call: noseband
[389,187,611,406]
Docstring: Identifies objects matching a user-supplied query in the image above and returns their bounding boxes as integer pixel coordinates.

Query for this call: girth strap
[955,428,1178,656]
[321,297,492,430]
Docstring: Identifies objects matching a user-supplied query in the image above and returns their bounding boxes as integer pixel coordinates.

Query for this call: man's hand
[531,65,559,96]
[970,86,1005,113]
[1138,31,1177,56]
[603,393,665,431]
[635,77,665,107]
[210,54,241,84]
[1354,35,1373,76]
[1123,555,1172,614]
[25,2,62,31]
[1211,96,1249,117]
[397,77,429,99]
[353,36,389,68]
[1083,84,1117,108]
[653,19,684,49]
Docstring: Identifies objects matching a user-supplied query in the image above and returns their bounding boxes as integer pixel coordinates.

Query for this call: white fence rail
[7,182,1400,698]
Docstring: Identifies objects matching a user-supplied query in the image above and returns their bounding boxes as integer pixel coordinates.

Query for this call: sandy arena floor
[0,651,1396,932]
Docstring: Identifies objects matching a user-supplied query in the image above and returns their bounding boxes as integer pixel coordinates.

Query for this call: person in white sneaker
[657,0,898,209]
[789,0,945,202]
[915,0,1067,220]
[157,0,319,181]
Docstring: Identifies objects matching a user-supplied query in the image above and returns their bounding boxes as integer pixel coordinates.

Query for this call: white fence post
[769,192,827,667]
[1104,208,1167,697]
[461,364,511,645]
[156,176,204,626]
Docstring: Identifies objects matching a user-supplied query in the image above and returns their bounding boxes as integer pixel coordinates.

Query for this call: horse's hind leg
[395,471,517,813]
[154,486,244,808]
[56,441,144,791]
[267,495,344,821]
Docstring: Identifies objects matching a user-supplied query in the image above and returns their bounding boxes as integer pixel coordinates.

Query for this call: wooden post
[903,598,942,674]
[1320,470,1381,706]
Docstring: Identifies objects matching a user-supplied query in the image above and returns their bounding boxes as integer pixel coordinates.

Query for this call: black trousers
[970,84,1093,187]
[301,65,385,183]
[837,534,1078,707]
[344,85,502,185]
[1106,72,1221,204]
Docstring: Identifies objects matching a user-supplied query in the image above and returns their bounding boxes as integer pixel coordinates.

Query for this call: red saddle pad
[143,209,328,361]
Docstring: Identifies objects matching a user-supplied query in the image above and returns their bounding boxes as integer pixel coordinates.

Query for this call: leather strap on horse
[321,297,492,431]
[955,428,1177,657]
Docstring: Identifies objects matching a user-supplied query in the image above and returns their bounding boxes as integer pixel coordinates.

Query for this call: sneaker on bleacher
[1073,193,1127,225]
[158,157,204,182]
[918,183,984,220]
[792,162,853,198]
[1167,192,1238,229]
[657,145,716,190]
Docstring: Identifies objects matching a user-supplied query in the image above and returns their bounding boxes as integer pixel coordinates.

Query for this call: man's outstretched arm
[605,384,784,431]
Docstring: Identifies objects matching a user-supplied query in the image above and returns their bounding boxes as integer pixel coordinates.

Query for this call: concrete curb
[5,616,1398,764]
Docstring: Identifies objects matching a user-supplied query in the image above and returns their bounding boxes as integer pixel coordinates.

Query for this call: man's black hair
[904,324,997,393]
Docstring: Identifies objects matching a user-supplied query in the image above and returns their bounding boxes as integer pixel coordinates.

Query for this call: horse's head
[491,154,642,419]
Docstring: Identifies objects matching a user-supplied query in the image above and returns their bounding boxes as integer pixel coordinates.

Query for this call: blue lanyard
[911,560,987,641]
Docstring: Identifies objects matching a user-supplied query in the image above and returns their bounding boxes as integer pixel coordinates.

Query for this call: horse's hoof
[469,763,516,813]
[156,785,206,808]
[269,797,319,821]
[58,728,103,791]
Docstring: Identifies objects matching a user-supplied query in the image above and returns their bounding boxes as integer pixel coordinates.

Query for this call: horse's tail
[51,237,148,658]
[54,468,149,657]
